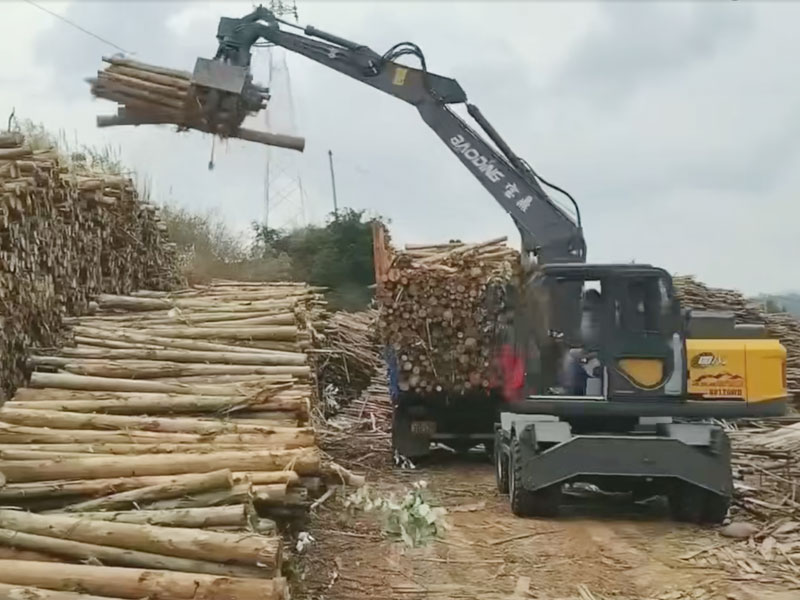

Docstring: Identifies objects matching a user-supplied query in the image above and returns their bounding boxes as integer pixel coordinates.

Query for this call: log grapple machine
[195,6,789,523]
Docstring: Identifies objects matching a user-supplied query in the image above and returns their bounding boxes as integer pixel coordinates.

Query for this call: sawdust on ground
[298,445,796,600]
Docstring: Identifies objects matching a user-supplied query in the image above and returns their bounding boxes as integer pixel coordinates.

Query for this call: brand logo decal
[691,352,726,369]
[449,135,506,183]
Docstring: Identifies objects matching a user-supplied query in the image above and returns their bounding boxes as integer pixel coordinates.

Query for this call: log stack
[674,276,800,395]
[88,56,305,151]
[374,233,520,395]
[0,281,364,600]
[0,131,181,400]
[673,275,768,325]
[759,313,800,396]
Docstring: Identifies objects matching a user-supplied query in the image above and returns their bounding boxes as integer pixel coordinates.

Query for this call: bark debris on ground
[300,411,799,600]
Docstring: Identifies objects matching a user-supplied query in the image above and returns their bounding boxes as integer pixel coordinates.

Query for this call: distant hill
[751,293,800,317]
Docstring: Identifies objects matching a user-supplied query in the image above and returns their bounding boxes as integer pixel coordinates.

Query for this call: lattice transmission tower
[259,0,308,231]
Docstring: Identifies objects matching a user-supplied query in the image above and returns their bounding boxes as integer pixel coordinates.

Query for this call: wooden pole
[0,510,281,571]
[68,505,249,528]
[5,395,309,417]
[0,472,298,501]
[0,407,314,437]
[0,560,287,600]
[0,528,269,578]
[0,582,127,600]
[28,372,269,396]
[58,469,232,512]
[0,422,312,447]
[0,447,320,481]
[54,347,307,365]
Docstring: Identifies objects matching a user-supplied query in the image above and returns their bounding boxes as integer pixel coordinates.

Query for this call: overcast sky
[2,0,798,295]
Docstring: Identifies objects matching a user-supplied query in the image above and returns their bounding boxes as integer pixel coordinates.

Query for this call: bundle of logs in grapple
[375,235,520,395]
[0,131,181,399]
[0,281,363,600]
[88,56,305,151]
[674,276,800,395]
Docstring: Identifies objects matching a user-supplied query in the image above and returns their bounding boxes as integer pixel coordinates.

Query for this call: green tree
[253,208,380,309]
[252,224,285,253]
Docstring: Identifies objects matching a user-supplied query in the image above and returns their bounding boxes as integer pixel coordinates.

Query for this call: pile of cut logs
[673,275,767,323]
[675,276,800,394]
[375,235,520,395]
[761,313,800,395]
[88,56,305,151]
[0,282,362,600]
[0,130,181,399]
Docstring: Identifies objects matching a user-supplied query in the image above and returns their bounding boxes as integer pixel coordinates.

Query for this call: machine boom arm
[213,7,586,264]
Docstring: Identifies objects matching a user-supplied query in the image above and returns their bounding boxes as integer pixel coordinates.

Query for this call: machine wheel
[494,433,509,494]
[669,481,731,525]
[702,492,731,525]
[509,436,561,517]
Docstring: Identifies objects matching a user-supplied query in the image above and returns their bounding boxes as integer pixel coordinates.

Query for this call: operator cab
[520,263,685,401]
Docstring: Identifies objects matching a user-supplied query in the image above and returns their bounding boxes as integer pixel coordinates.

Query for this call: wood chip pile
[674,276,800,394]
[0,282,364,600]
[0,131,181,400]
[327,374,392,435]
[315,310,389,463]
[88,56,305,151]
[375,236,520,396]
[681,420,800,587]
[321,374,392,470]
[316,309,382,412]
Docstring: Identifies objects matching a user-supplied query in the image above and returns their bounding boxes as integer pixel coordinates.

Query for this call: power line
[23,0,132,55]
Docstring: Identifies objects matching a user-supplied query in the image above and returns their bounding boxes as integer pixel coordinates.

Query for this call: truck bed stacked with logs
[373,225,520,457]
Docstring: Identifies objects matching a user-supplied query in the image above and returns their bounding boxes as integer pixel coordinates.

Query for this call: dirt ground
[297,439,796,600]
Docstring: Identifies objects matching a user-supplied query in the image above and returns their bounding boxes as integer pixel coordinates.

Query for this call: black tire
[668,482,707,524]
[494,434,509,494]
[509,436,561,517]
[391,408,430,459]
[703,492,731,525]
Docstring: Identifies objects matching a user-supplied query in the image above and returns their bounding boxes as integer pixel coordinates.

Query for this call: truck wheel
[392,408,430,459]
[494,433,509,494]
[668,482,706,524]
[509,436,561,517]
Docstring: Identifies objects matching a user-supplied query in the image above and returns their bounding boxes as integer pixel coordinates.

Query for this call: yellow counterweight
[686,339,786,403]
